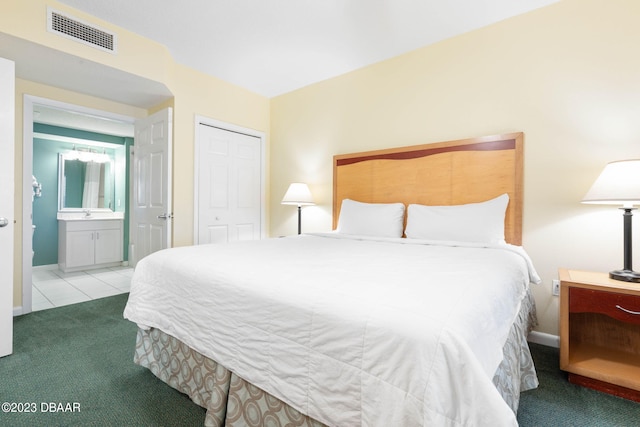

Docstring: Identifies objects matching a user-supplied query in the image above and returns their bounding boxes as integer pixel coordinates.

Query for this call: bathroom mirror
[58,154,115,211]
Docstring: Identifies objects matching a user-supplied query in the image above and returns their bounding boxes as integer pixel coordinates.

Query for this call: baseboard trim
[528,330,559,348]
[13,306,23,317]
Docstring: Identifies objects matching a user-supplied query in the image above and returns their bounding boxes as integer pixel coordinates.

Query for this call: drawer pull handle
[616,305,640,315]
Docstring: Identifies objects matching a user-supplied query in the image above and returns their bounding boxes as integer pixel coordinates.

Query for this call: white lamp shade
[281,183,314,206]
[582,159,640,206]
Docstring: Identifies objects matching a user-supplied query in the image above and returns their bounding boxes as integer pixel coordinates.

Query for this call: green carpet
[1,294,640,426]
[0,294,205,427]
[518,343,640,426]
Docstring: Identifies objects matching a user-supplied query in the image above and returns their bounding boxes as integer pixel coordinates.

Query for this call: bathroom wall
[32,123,132,266]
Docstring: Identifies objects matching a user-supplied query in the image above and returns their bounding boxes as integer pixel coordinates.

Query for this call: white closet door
[196,124,262,244]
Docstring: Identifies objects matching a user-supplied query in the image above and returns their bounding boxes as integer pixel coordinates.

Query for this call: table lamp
[582,159,640,282]
[281,183,314,234]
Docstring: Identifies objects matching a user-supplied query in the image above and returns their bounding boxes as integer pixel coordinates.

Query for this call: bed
[124,132,540,426]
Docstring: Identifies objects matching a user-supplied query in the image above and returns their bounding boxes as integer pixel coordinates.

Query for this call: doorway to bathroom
[23,96,135,313]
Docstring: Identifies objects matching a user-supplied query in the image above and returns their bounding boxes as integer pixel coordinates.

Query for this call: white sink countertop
[57,211,125,221]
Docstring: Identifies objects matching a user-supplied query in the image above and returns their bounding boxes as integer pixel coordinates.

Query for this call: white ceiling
[57,0,559,98]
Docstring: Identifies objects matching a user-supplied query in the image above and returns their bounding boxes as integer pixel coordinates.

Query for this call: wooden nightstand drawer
[570,287,640,325]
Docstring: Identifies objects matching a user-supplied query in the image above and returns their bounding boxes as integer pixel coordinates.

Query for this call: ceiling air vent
[47,8,117,54]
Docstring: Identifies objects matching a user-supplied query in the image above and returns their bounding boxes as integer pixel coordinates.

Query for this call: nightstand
[559,268,640,401]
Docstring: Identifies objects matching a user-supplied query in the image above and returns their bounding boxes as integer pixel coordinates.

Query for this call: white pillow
[337,199,405,238]
[405,194,509,244]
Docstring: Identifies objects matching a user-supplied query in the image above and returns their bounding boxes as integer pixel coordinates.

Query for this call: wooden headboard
[333,133,524,245]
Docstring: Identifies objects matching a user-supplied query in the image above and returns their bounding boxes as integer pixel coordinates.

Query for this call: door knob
[157,213,173,220]
[0,217,8,228]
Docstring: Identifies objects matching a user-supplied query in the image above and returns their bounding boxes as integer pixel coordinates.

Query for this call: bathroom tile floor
[32,265,133,312]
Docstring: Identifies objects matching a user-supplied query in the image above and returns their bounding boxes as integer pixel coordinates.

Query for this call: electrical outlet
[552,279,560,296]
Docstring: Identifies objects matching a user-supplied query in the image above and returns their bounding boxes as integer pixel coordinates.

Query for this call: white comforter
[124,233,540,426]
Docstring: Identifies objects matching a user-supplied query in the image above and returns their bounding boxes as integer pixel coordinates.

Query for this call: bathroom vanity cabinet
[58,218,123,272]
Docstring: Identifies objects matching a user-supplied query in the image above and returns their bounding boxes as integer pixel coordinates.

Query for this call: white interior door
[196,124,262,244]
[131,108,172,266]
[0,57,15,358]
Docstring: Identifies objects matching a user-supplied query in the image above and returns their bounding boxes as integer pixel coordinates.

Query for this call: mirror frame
[57,153,115,212]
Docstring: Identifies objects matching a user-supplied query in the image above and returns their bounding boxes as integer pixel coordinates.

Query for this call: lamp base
[610,269,640,283]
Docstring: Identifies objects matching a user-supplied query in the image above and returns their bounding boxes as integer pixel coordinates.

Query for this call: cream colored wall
[270,0,640,336]
[5,0,270,310]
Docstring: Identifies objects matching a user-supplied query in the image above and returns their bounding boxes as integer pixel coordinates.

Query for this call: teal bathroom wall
[32,124,132,267]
